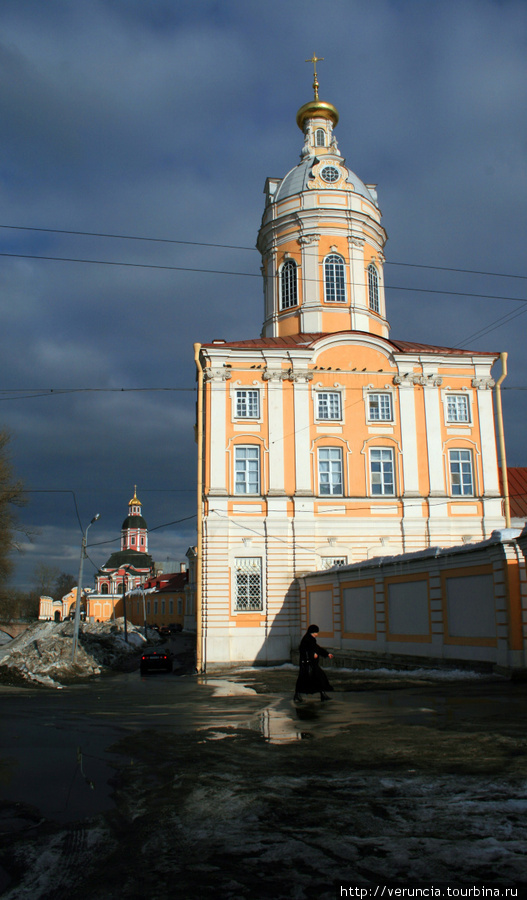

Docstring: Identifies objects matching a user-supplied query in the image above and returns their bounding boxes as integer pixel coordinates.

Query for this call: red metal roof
[142,571,188,592]
[500,468,527,519]
[202,331,498,357]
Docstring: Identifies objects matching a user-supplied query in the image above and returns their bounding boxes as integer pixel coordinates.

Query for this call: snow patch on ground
[0,619,149,687]
[238,663,499,680]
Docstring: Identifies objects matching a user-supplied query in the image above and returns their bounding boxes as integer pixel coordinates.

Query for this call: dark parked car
[169,623,183,633]
[159,625,171,638]
[140,647,173,675]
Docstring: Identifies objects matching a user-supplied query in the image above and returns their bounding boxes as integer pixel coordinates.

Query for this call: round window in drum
[320,165,340,184]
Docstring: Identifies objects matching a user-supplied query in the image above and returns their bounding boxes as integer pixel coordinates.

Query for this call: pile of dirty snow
[0,619,151,688]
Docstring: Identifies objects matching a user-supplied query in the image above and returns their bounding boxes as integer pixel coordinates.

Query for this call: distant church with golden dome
[194,59,506,666]
[94,488,154,596]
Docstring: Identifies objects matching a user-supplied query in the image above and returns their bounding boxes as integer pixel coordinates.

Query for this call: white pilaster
[475,384,500,496]
[423,382,445,496]
[265,372,286,495]
[293,376,313,495]
[398,382,420,496]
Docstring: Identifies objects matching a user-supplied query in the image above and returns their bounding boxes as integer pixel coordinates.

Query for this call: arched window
[315,128,325,147]
[280,259,298,310]
[368,264,380,313]
[101,583,108,595]
[324,254,346,303]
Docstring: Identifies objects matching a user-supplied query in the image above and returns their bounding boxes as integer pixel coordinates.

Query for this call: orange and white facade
[195,84,505,666]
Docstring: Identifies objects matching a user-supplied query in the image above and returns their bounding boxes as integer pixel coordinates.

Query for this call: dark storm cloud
[0,0,525,588]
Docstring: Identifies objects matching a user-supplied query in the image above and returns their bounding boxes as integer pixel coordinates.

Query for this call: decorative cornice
[471,377,495,390]
[393,374,443,387]
[298,233,321,247]
[204,367,232,382]
[262,367,313,383]
[349,235,365,249]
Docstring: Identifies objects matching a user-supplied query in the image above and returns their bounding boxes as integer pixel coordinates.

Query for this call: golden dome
[129,485,141,506]
[296,99,339,130]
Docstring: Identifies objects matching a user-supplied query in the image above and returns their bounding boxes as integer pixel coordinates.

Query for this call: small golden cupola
[257,55,389,340]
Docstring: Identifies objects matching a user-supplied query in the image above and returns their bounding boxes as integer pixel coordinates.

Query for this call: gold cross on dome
[305,53,324,99]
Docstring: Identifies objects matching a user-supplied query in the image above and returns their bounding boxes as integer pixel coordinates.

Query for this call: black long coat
[295,632,334,695]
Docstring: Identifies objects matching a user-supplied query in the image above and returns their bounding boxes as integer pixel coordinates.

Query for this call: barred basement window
[280,259,298,310]
[234,558,263,611]
[321,557,348,569]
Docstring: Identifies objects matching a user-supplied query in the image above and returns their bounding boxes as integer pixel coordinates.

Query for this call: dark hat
[307,624,320,633]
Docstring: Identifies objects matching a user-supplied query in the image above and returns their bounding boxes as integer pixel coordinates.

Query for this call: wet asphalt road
[1,637,527,898]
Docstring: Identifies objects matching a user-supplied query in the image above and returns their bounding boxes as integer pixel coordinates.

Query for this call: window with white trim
[169,599,174,614]
[315,128,325,147]
[177,598,183,614]
[318,447,343,495]
[234,558,263,611]
[235,389,260,419]
[449,449,474,496]
[368,393,393,422]
[447,394,470,423]
[370,448,395,495]
[280,259,298,310]
[234,446,260,494]
[316,391,342,420]
[321,557,348,569]
[324,254,346,303]
[368,264,380,313]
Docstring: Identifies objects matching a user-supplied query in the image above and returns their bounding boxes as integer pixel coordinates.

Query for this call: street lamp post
[72,514,100,662]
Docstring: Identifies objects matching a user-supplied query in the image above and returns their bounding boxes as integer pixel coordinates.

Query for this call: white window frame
[367,392,393,422]
[324,254,346,304]
[234,445,260,495]
[233,558,263,612]
[235,389,260,419]
[370,447,395,496]
[367,264,380,313]
[280,259,298,310]
[446,393,471,424]
[318,447,344,496]
[316,391,342,421]
[315,128,326,147]
[449,449,474,496]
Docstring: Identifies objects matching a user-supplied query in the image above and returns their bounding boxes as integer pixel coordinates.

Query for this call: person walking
[294,624,334,702]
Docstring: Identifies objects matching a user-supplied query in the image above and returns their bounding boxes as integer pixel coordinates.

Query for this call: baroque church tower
[195,63,504,667]
[258,59,388,340]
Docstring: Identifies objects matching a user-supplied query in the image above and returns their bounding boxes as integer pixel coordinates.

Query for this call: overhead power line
[0,250,525,305]
[0,223,525,281]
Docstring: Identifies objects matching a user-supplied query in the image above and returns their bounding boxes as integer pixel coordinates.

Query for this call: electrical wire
[0,249,524,305]
[1,223,525,281]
